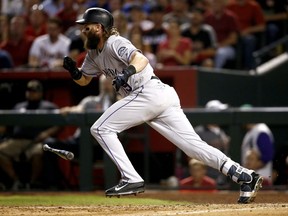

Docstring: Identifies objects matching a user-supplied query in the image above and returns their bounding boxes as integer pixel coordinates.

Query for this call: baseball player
[63,7,263,203]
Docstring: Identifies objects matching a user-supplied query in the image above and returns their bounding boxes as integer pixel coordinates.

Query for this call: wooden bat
[43,144,74,160]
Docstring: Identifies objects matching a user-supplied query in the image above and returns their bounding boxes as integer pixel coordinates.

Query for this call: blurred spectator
[25,4,48,40]
[112,10,129,39]
[43,75,117,189]
[126,3,154,32]
[196,100,230,155]
[42,0,63,17]
[204,0,240,69]
[163,0,192,29]
[108,0,122,13]
[241,121,274,186]
[192,0,211,12]
[0,80,60,191]
[181,7,217,67]
[56,0,78,33]
[0,49,13,69]
[1,16,34,68]
[194,100,230,186]
[142,4,167,54]
[22,0,42,16]
[1,0,25,16]
[90,0,110,11]
[244,149,272,186]
[255,0,288,45]
[155,0,172,13]
[156,18,192,66]
[0,15,9,45]
[28,17,71,69]
[179,158,217,190]
[129,25,157,68]
[227,0,266,70]
[67,34,85,63]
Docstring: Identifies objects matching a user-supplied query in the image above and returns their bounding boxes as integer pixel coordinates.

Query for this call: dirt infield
[1,190,288,216]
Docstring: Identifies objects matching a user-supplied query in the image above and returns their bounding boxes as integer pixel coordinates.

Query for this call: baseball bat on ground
[43,144,74,160]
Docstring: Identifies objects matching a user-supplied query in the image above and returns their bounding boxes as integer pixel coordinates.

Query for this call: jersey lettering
[103,68,120,77]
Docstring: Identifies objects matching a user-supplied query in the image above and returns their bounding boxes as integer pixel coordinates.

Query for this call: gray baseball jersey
[81,35,155,97]
[86,34,231,183]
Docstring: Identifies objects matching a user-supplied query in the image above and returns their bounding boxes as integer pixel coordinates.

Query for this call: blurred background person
[194,100,230,187]
[1,0,26,16]
[0,49,13,69]
[0,80,60,191]
[108,0,122,13]
[0,15,9,46]
[129,25,157,68]
[42,0,63,17]
[156,18,192,67]
[28,17,71,69]
[227,0,266,70]
[244,149,272,186]
[181,7,217,67]
[56,0,78,33]
[0,16,34,68]
[142,4,167,55]
[255,0,288,45]
[125,3,154,32]
[204,0,240,69]
[163,0,192,29]
[112,10,129,40]
[241,121,275,186]
[179,158,217,190]
[25,4,48,40]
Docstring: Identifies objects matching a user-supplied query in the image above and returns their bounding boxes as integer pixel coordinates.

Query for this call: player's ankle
[220,159,253,184]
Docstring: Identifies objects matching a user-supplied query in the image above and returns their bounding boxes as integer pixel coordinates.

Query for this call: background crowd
[0,0,287,70]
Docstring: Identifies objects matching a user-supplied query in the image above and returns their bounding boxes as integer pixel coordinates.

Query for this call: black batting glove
[63,56,82,80]
[113,65,136,91]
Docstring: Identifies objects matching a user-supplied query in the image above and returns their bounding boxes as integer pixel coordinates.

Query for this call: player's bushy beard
[84,31,100,50]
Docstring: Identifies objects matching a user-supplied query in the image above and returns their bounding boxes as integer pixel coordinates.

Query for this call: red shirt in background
[25,24,47,40]
[0,36,34,67]
[204,9,240,43]
[227,0,265,31]
[157,37,192,66]
[56,9,78,33]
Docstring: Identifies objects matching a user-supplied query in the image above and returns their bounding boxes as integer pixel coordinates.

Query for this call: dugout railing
[1,107,288,191]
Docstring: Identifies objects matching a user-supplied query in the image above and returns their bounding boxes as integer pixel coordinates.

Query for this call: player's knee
[90,124,100,140]
[90,121,106,141]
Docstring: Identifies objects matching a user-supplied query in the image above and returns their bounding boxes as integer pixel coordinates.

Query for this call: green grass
[0,194,181,206]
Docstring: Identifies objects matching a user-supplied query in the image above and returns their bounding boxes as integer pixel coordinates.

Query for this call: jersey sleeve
[111,36,140,65]
[81,51,102,77]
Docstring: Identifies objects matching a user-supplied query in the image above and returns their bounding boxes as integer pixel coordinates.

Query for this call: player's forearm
[73,73,92,86]
[129,51,149,73]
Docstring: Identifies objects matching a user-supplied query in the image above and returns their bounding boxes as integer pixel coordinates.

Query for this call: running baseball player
[63,7,263,204]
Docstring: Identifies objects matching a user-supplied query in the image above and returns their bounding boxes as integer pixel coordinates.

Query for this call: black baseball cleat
[105,181,145,197]
[238,172,264,204]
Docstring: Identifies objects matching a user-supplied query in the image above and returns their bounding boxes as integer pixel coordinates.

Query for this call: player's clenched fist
[113,65,136,91]
[63,56,82,80]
